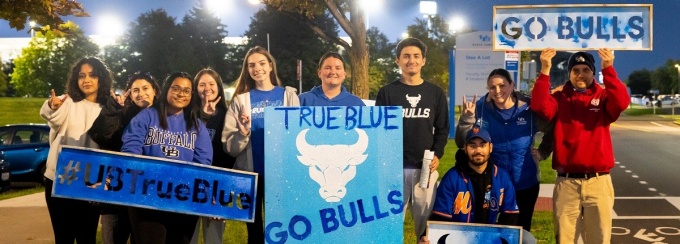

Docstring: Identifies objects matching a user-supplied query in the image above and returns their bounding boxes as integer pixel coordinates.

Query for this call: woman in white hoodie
[40,57,113,243]
[222,46,299,243]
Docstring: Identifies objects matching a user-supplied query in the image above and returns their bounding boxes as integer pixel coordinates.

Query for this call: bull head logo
[405,94,422,108]
[296,128,369,202]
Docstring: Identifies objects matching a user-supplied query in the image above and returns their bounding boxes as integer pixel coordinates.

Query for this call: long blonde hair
[232,46,282,100]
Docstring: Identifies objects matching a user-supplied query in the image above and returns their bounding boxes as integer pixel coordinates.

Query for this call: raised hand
[235,112,251,135]
[49,89,68,110]
[203,96,222,115]
[112,89,130,107]
[598,48,615,69]
[540,48,557,75]
[462,94,477,117]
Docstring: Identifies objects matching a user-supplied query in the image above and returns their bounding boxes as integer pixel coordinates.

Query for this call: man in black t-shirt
[375,37,449,241]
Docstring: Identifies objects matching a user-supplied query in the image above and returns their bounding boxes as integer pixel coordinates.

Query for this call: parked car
[0,152,9,192]
[0,124,50,182]
[647,96,679,107]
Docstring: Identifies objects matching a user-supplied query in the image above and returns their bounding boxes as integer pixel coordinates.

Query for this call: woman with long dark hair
[40,57,113,243]
[88,71,160,244]
[222,46,299,243]
[121,72,212,244]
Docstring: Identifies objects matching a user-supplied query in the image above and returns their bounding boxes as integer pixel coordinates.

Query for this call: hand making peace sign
[203,96,222,115]
[49,89,68,110]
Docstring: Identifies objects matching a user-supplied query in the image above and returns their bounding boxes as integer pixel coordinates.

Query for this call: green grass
[531,211,556,243]
[0,97,45,125]
[0,185,44,201]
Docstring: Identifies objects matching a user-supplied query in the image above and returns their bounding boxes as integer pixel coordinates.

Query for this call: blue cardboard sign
[52,146,257,222]
[428,221,522,244]
[493,4,652,50]
[264,106,404,243]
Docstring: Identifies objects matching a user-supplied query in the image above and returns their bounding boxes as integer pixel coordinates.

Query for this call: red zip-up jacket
[530,66,630,173]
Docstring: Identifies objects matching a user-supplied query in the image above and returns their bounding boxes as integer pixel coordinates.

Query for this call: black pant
[100,205,135,244]
[247,176,265,244]
[44,178,100,244]
[128,207,198,244]
[516,183,540,231]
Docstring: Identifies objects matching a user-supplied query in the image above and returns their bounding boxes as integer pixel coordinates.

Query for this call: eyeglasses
[170,85,192,95]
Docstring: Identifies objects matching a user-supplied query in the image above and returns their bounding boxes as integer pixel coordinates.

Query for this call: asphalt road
[609,119,680,244]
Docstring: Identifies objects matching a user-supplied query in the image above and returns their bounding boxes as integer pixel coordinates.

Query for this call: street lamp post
[674,64,680,115]
[29,21,36,37]
[420,1,437,36]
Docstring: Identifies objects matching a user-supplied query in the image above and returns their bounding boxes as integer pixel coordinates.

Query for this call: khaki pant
[403,168,439,241]
[553,174,614,244]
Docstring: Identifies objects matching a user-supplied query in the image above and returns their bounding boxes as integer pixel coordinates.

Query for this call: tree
[244,6,338,91]
[262,0,369,98]
[0,0,88,35]
[180,1,230,80]
[626,69,652,95]
[651,60,680,94]
[366,27,397,99]
[11,21,99,97]
[122,9,195,82]
[0,58,8,96]
[406,16,456,93]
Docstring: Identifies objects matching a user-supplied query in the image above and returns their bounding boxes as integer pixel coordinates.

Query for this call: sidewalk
[0,192,54,243]
[535,183,554,211]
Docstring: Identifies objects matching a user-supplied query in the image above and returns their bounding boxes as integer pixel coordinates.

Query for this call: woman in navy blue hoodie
[455,68,551,232]
[122,72,212,244]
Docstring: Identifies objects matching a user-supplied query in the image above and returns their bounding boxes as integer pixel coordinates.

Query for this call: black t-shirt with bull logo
[375,79,449,168]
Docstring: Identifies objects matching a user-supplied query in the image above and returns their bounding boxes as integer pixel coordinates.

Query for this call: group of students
[39,35,627,244]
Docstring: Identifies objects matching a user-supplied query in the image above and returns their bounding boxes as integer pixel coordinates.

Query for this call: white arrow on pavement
[634,229,666,243]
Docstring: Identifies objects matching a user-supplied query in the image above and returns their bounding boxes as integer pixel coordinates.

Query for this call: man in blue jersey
[299,52,364,106]
[419,127,535,243]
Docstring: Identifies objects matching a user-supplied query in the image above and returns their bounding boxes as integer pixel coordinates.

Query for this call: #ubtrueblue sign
[264,106,404,243]
[52,146,257,222]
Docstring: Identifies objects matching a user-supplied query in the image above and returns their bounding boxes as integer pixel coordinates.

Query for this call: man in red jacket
[531,48,629,244]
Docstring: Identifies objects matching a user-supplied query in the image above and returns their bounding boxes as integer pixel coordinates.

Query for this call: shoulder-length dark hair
[154,72,199,130]
[66,57,113,105]
[193,68,227,112]
[232,46,282,99]
[125,71,161,108]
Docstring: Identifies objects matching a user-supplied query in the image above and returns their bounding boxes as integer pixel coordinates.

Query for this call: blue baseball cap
[466,127,492,144]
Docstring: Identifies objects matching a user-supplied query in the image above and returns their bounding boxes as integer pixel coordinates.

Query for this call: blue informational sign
[264,106,404,243]
[52,146,257,222]
[428,221,522,244]
[505,60,519,71]
[493,4,653,50]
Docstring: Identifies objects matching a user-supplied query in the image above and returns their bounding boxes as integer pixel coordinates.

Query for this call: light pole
[29,21,36,37]
[675,64,680,115]
[447,16,465,138]
[420,1,437,36]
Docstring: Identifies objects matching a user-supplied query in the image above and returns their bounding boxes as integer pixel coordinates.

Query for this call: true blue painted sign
[428,221,522,244]
[52,146,257,222]
[264,106,404,243]
[493,4,653,50]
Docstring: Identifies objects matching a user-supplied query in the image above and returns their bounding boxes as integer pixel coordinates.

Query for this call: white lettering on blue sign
[265,106,404,243]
